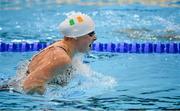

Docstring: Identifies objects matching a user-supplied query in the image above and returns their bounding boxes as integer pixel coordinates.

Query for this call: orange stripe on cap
[77,16,83,23]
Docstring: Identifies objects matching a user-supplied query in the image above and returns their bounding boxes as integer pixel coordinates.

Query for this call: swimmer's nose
[93,35,97,41]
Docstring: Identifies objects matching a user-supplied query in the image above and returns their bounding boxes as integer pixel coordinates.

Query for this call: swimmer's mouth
[89,43,92,48]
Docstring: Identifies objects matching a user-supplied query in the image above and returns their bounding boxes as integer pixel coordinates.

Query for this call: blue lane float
[0,42,180,53]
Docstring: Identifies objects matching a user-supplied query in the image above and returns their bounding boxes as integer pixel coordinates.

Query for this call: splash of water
[7,60,30,93]
[45,54,117,99]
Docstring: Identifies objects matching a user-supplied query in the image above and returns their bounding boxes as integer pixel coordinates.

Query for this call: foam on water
[45,54,117,99]
[7,60,30,93]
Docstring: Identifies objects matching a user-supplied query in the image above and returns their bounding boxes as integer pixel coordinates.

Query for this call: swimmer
[22,12,97,95]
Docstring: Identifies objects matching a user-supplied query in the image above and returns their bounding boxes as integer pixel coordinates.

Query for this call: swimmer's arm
[23,55,71,94]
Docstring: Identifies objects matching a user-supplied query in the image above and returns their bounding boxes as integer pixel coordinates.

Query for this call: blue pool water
[0,0,180,110]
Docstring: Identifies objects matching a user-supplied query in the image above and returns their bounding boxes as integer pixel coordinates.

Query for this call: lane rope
[0,42,180,53]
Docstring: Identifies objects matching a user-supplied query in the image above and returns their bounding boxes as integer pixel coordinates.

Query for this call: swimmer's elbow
[23,78,45,95]
[23,85,45,95]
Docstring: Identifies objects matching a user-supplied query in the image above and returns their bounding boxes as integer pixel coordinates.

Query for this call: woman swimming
[22,12,96,95]
[0,12,96,95]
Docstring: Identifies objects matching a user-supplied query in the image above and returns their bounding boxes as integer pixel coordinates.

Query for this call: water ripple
[140,88,176,95]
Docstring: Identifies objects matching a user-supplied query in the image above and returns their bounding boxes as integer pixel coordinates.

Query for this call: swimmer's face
[76,31,96,53]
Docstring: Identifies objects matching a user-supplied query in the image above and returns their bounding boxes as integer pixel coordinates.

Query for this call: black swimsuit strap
[57,46,69,55]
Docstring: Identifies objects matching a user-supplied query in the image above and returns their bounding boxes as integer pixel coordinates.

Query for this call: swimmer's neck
[60,38,79,58]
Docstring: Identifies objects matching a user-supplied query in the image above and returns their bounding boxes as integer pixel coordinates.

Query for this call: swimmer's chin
[88,43,93,50]
[79,45,92,53]
[86,45,92,53]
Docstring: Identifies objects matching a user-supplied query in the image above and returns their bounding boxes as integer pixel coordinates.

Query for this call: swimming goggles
[87,31,95,37]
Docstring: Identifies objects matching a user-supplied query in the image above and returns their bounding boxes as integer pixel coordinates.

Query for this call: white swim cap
[59,12,95,38]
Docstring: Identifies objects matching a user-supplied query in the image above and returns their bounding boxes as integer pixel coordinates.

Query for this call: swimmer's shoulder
[48,42,72,66]
[52,48,71,66]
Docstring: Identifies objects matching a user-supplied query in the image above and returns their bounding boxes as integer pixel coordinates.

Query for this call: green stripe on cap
[69,19,75,26]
